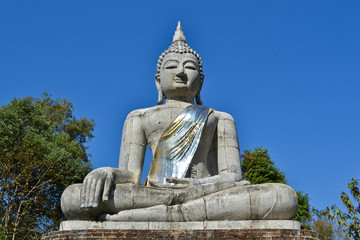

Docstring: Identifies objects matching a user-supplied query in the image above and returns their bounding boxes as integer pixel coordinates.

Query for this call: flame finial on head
[173,21,186,42]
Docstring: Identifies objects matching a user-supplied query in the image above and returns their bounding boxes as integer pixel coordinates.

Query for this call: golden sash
[146,105,212,186]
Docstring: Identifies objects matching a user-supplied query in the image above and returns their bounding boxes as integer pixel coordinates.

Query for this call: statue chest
[142,108,217,159]
[142,108,186,150]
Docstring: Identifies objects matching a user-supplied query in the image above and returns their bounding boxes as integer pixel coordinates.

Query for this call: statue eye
[165,65,178,69]
[184,61,198,70]
[185,65,197,70]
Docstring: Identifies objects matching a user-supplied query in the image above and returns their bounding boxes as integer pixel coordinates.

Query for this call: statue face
[159,53,202,102]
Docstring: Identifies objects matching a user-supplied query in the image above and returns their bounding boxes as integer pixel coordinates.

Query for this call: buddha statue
[61,22,298,222]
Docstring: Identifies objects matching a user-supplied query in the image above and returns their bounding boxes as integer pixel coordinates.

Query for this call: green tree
[327,178,360,239]
[241,147,311,228]
[312,217,333,240]
[309,208,349,240]
[0,230,5,240]
[0,93,94,240]
[294,191,311,228]
[241,147,286,184]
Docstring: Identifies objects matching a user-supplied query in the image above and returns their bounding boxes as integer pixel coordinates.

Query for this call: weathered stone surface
[60,220,300,231]
[62,183,298,221]
[60,21,299,225]
[42,228,320,240]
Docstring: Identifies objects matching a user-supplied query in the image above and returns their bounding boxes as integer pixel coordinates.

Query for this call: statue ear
[195,92,203,105]
[155,74,164,105]
[195,75,204,105]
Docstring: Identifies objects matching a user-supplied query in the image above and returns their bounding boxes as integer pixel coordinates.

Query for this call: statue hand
[80,167,115,208]
[236,179,251,186]
[166,177,199,188]
[148,177,198,189]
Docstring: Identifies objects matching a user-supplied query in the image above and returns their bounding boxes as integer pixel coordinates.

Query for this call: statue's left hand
[148,177,199,189]
[166,177,199,187]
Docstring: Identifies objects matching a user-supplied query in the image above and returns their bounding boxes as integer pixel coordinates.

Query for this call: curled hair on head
[155,22,204,105]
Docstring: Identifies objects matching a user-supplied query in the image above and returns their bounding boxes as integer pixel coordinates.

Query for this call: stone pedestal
[41,220,320,239]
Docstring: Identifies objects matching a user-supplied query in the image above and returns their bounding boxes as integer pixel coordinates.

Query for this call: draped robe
[146,105,213,185]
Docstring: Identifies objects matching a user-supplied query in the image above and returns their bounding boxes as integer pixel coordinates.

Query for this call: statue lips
[173,77,188,84]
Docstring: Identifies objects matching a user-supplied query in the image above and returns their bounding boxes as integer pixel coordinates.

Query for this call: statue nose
[176,66,185,77]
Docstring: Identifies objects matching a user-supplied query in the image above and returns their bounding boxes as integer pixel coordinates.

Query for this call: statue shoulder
[211,110,235,122]
[125,105,164,120]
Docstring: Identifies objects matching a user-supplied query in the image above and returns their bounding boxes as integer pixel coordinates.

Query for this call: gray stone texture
[42,229,320,240]
[60,22,299,224]
[59,220,300,231]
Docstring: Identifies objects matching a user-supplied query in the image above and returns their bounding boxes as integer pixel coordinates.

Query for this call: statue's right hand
[80,167,115,208]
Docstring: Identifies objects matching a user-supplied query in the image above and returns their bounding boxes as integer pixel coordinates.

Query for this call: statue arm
[215,111,242,182]
[118,109,147,184]
[80,110,146,208]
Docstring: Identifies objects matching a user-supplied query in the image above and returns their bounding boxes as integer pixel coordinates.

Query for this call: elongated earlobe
[195,75,204,105]
[195,92,203,105]
[155,75,164,105]
[157,90,164,105]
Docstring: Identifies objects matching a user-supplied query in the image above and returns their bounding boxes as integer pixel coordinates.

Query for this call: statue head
[155,22,204,105]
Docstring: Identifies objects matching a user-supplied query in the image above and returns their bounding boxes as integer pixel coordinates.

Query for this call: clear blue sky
[1,1,359,211]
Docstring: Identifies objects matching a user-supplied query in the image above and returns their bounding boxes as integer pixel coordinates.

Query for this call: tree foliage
[293,191,311,227]
[0,93,94,239]
[327,178,360,239]
[241,147,311,228]
[309,208,349,240]
[241,147,286,184]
